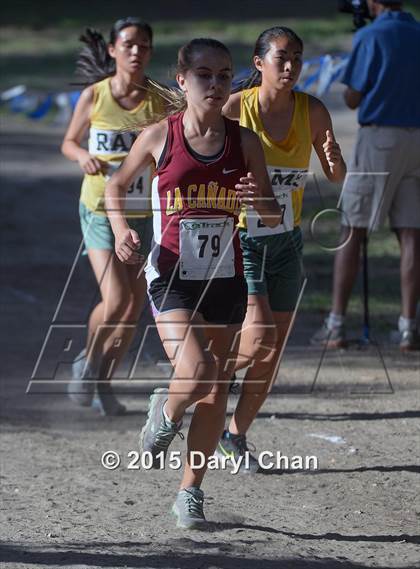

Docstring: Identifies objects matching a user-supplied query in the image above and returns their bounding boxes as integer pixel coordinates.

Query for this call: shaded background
[9,0,420,90]
[2,0,342,23]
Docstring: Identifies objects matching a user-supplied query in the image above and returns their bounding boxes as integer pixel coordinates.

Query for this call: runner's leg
[86,249,145,380]
[156,310,219,424]
[180,322,240,489]
[234,294,277,373]
[100,261,147,380]
[229,297,292,435]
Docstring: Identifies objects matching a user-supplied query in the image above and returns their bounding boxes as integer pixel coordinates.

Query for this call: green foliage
[2,4,419,89]
[0,16,354,89]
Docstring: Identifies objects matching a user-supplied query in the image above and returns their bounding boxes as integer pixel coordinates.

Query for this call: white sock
[326,312,345,330]
[163,402,182,427]
[398,316,416,333]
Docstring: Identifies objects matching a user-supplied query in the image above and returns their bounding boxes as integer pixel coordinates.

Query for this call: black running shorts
[148,271,247,325]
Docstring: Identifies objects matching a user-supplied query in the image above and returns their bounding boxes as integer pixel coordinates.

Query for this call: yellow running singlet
[238,86,312,235]
[80,77,165,217]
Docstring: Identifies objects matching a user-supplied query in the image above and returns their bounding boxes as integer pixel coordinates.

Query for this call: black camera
[338,0,372,29]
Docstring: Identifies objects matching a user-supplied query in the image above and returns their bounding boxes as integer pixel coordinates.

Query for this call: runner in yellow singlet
[62,18,165,415]
[218,26,347,469]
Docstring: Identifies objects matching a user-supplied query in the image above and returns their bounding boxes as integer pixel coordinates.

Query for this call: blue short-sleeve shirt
[342,11,420,127]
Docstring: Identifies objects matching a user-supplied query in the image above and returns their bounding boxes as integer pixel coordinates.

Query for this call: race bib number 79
[179,217,235,280]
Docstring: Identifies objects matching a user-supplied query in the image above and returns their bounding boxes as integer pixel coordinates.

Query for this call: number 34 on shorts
[179,217,235,280]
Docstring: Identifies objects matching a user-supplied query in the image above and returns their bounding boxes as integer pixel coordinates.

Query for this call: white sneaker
[400,329,420,352]
[67,349,96,407]
[310,320,347,348]
[172,487,207,529]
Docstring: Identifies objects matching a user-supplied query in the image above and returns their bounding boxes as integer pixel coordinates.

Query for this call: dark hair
[133,38,232,122]
[177,38,232,74]
[75,17,153,86]
[110,17,153,46]
[119,38,233,129]
[234,26,303,92]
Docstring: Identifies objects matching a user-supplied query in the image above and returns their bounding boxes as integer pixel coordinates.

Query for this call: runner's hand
[115,228,144,264]
[323,130,342,170]
[235,172,261,206]
[78,151,107,175]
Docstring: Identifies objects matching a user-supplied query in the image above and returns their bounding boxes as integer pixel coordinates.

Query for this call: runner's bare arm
[222,92,242,121]
[61,86,107,175]
[105,120,167,236]
[309,95,346,183]
[104,121,167,264]
[237,126,283,227]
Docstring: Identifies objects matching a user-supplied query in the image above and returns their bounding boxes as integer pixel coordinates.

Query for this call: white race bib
[179,217,235,280]
[106,161,152,212]
[89,128,137,155]
[247,166,308,237]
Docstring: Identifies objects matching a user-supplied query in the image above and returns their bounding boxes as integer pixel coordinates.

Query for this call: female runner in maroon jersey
[105,38,281,529]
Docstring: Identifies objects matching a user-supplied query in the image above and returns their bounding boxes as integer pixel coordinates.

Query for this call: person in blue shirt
[312,0,420,351]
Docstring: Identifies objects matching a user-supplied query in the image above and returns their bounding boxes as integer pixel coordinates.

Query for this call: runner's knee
[104,293,134,323]
[197,382,229,408]
[123,295,144,322]
[179,359,218,398]
[241,325,278,363]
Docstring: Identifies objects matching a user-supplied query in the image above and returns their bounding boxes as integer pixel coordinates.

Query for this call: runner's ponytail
[73,18,153,86]
[74,28,115,85]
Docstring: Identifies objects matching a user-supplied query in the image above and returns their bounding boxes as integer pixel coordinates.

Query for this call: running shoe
[92,382,126,416]
[216,430,260,473]
[310,320,347,348]
[139,387,184,468]
[172,487,207,529]
[400,329,420,352]
[229,373,241,394]
[68,349,96,406]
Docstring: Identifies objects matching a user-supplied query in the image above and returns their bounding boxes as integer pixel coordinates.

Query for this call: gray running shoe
[92,382,126,416]
[68,349,96,406]
[139,388,183,468]
[400,329,420,352]
[216,430,260,474]
[310,320,347,349]
[172,487,207,529]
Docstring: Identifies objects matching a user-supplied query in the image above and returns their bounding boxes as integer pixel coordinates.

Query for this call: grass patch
[0,17,354,90]
[0,16,354,55]
[300,221,401,327]
[299,177,401,325]
[3,6,419,89]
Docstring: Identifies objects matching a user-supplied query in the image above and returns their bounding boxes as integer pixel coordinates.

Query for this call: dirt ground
[1,90,420,569]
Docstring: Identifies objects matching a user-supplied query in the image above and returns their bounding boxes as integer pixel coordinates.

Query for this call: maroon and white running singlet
[145,112,247,285]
